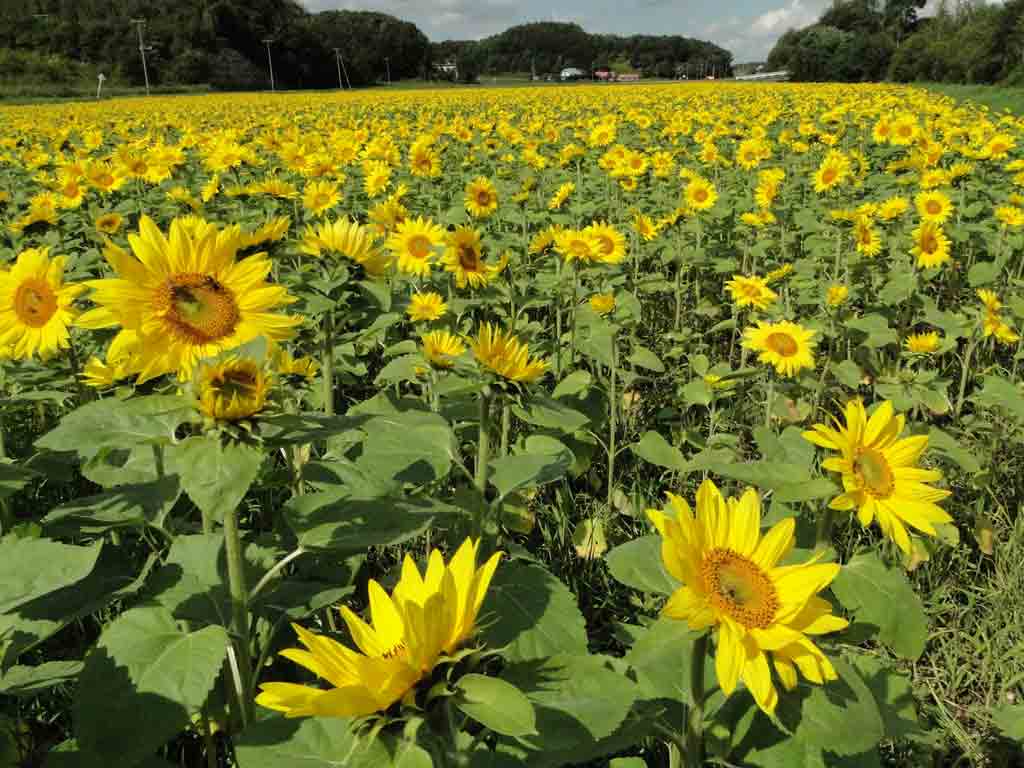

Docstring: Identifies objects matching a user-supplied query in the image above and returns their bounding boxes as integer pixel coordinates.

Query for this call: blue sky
[302,0,833,61]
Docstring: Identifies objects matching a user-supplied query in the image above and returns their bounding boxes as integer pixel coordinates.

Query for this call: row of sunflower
[0,81,1017,766]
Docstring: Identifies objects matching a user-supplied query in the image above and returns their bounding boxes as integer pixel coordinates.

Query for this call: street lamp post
[262,38,276,92]
[130,19,150,95]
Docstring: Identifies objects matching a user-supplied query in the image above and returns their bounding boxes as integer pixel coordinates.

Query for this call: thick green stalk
[554,259,563,377]
[607,336,618,512]
[474,387,493,537]
[685,633,709,768]
[322,311,335,416]
[223,505,254,727]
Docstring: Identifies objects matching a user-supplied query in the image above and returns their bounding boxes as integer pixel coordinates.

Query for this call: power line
[131,19,150,95]
[262,38,276,92]
[332,48,351,90]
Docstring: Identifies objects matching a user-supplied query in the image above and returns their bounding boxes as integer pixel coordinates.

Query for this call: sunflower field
[1,82,1023,767]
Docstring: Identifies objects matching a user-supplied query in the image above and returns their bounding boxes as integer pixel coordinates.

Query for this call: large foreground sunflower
[256,538,501,718]
[803,400,952,554]
[742,320,816,378]
[78,216,302,382]
[0,247,84,360]
[648,479,848,714]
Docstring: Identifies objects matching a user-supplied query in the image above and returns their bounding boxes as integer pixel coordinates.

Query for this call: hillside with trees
[434,23,732,83]
[768,0,1024,85]
[0,2,729,94]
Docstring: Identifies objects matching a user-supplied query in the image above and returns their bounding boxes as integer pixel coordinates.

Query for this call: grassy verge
[920,82,1024,114]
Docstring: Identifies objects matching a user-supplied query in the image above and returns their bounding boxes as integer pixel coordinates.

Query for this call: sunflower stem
[322,310,335,417]
[955,336,978,421]
[607,333,618,512]
[764,376,775,429]
[555,259,563,377]
[223,503,254,728]
[685,633,708,768]
[201,706,218,768]
[474,386,493,537]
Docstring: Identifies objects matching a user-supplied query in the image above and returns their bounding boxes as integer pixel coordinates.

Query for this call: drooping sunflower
[407,292,448,322]
[803,400,952,554]
[915,190,953,224]
[386,217,445,278]
[195,355,271,422]
[464,177,498,219]
[589,293,616,316]
[911,221,951,269]
[256,538,501,718]
[742,321,816,378]
[0,247,84,360]
[684,177,718,212]
[585,221,627,264]
[94,214,124,234]
[725,275,778,311]
[300,218,391,276]
[905,331,941,354]
[548,182,575,211]
[648,479,848,715]
[470,323,547,383]
[77,216,301,382]
[421,330,466,369]
[441,226,508,289]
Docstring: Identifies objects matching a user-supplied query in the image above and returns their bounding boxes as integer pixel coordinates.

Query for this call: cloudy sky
[301,0,835,62]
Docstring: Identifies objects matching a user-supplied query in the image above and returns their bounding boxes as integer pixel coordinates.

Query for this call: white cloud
[751,0,819,36]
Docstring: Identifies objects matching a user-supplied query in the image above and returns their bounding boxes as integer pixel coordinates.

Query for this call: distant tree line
[0,3,730,91]
[432,23,732,83]
[768,0,1024,85]
[0,0,429,89]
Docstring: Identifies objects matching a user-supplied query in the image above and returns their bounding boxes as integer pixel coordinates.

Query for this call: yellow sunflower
[632,213,661,242]
[195,356,271,422]
[684,177,718,212]
[256,538,501,718]
[878,196,908,221]
[914,190,953,224]
[648,479,848,715]
[803,400,952,554]
[725,275,778,311]
[589,293,616,316]
[465,176,499,219]
[441,226,508,289]
[77,216,301,382]
[421,330,466,368]
[742,321,817,378]
[554,228,603,265]
[904,331,940,354]
[302,180,341,217]
[548,182,575,211]
[386,217,445,278]
[911,221,951,269]
[826,284,849,307]
[0,247,84,360]
[853,216,882,257]
[276,350,319,382]
[301,219,392,276]
[585,222,627,264]
[407,291,448,322]
[470,322,547,383]
[812,152,849,193]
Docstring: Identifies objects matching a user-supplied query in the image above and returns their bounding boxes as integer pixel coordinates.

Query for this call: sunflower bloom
[256,539,501,718]
[301,219,391,276]
[302,180,341,217]
[387,217,445,278]
[407,292,448,322]
[421,330,466,368]
[826,284,849,307]
[196,356,271,422]
[548,182,575,211]
[915,190,953,224]
[441,227,508,288]
[725,275,778,311]
[586,221,627,264]
[685,177,718,212]
[589,293,615,316]
[470,323,547,383]
[648,479,848,715]
[905,332,940,354]
[803,400,952,554]
[95,213,124,234]
[0,247,84,360]
[742,321,816,378]
[465,177,498,219]
[77,216,301,382]
[911,221,951,269]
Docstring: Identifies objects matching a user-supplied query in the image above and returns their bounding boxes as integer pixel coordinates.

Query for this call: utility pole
[131,19,150,95]
[385,56,391,85]
[262,38,275,92]
[333,48,351,89]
